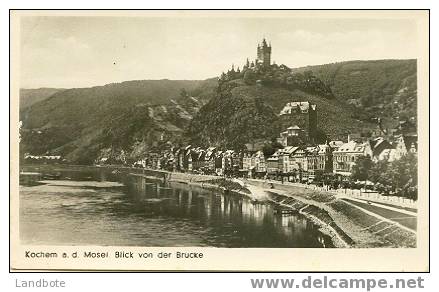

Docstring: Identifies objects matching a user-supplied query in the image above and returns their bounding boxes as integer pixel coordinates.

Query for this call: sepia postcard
[10,10,429,271]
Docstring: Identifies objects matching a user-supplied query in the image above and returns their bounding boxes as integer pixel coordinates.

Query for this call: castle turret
[256,38,271,67]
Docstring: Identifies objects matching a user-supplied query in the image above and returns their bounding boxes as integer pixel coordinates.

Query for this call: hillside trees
[351,156,373,181]
[220,64,334,99]
[187,81,281,149]
[298,59,417,124]
[243,70,256,85]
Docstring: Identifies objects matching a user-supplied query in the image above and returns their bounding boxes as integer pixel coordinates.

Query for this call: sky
[19,12,420,88]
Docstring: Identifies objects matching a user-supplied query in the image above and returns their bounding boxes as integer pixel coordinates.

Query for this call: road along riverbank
[129,169,416,248]
[244,179,416,248]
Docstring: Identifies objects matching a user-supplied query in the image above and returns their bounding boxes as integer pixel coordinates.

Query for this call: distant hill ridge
[293,59,417,123]
[19,59,416,164]
[20,88,66,109]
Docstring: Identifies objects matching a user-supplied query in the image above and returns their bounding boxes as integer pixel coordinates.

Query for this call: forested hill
[187,63,374,149]
[20,79,217,164]
[294,59,417,124]
[19,59,416,164]
[21,79,218,128]
[20,88,66,109]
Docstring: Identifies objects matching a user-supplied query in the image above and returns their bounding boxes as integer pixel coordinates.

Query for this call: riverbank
[130,171,252,199]
[245,179,416,248]
[20,164,416,248]
[131,168,416,248]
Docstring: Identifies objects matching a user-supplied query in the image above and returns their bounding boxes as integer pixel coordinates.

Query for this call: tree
[367,153,418,200]
[262,144,275,157]
[350,156,373,181]
[390,153,417,199]
[180,88,188,98]
[369,159,390,186]
[262,141,283,158]
[314,128,328,144]
[243,70,256,85]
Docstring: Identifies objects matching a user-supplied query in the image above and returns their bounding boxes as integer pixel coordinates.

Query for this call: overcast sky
[19,13,420,88]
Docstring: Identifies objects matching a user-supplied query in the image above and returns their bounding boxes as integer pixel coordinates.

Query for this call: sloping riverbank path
[337,197,417,232]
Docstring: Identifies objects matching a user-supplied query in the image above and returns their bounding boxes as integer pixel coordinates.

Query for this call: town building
[328,140,344,151]
[191,148,206,171]
[365,137,394,162]
[376,148,398,162]
[279,101,317,143]
[289,147,309,182]
[215,151,224,175]
[306,144,333,178]
[245,140,266,152]
[253,150,267,177]
[266,151,280,178]
[277,125,305,147]
[394,134,418,160]
[204,147,217,173]
[279,146,299,175]
[347,133,364,143]
[24,154,63,164]
[332,141,368,176]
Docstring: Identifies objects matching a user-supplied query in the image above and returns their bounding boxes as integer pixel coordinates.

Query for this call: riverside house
[205,147,217,173]
[215,150,224,175]
[279,146,299,175]
[266,151,280,179]
[241,150,266,178]
[253,150,267,177]
[192,148,206,171]
[242,152,252,175]
[222,150,238,175]
[306,144,333,179]
[332,141,367,176]
[289,147,309,182]
[129,133,416,180]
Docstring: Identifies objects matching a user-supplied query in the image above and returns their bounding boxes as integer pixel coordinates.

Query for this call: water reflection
[19,167,333,247]
[126,174,333,248]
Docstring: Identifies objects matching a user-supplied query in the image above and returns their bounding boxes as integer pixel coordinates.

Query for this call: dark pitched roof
[245,141,265,152]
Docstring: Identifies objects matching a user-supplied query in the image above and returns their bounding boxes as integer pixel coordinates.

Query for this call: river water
[19,167,333,247]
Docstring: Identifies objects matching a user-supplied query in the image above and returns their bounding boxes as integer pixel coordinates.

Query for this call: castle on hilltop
[256,38,271,67]
[242,38,272,69]
[220,38,274,83]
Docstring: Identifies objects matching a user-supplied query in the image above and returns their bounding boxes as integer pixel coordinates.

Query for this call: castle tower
[256,38,271,67]
[279,101,318,144]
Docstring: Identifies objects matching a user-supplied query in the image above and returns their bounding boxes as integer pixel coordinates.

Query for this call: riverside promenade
[245,178,417,231]
[246,178,417,209]
[243,178,416,247]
